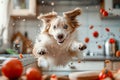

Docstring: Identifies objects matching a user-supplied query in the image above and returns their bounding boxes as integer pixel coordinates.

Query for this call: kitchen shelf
[101,15,120,20]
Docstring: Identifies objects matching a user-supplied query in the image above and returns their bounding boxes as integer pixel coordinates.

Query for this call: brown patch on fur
[38,12,57,23]
[63,8,81,32]
[69,51,77,57]
[38,12,57,32]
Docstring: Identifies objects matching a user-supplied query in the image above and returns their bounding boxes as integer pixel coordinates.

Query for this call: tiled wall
[13,19,41,42]
[14,5,120,56]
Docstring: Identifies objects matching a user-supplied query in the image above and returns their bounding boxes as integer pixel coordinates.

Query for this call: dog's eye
[63,25,68,29]
[53,26,56,29]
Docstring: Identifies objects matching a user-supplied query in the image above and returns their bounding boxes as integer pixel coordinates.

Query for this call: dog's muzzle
[57,34,65,43]
[57,34,64,40]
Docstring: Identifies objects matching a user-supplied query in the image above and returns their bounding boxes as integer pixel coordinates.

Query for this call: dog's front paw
[79,44,87,50]
[37,48,47,55]
[37,57,49,70]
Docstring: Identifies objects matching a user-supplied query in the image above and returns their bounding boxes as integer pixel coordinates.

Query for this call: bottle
[105,33,117,57]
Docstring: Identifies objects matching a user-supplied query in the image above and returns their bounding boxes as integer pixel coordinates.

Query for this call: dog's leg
[70,41,87,51]
[70,41,86,62]
[33,43,48,56]
[37,56,49,69]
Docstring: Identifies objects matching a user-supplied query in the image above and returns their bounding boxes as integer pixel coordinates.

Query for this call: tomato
[51,74,57,79]
[98,45,102,49]
[116,50,120,57]
[26,67,42,80]
[99,68,113,80]
[89,25,94,29]
[100,8,105,14]
[102,10,108,17]
[105,28,110,32]
[84,37,90,43]
[19,53,23,59]
[109,38,115,44]
[1,58,23,80]
[93,31,99,38]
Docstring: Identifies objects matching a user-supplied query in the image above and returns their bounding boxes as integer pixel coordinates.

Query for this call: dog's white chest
[46,42,72,66]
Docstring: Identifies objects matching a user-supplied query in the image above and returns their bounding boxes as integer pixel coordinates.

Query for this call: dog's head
[38,8,81,44]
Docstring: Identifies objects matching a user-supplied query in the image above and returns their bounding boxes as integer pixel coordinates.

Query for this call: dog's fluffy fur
[33,8,86,69]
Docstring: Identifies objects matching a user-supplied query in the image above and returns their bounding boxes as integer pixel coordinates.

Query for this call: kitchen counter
[82,56,120,61]
[0,54,120,62]
[0,54,37,75]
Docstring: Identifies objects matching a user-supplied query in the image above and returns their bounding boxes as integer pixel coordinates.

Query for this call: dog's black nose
[57,34,64,39]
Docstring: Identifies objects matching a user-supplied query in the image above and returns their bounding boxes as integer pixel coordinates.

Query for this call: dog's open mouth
[58,39,65,44]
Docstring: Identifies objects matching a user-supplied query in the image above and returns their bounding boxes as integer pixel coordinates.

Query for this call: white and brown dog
[33,8,87,69]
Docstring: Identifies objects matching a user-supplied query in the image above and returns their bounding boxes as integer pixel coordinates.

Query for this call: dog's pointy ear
[37,12,57,32]
[63,8,81,28]
[37,11,57,23]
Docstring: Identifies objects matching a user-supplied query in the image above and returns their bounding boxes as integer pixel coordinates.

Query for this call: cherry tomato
[105,28,110,32]
[26,67,42,80]
[84,37,90,43]
[116,50,120,57]
[98,45,102,49]
[1,58,23,80]
[51,74,57,79]
[89,25,94,29]
[93,31,99,38]
[109,38,115,44]
[99,68,113,80]
[19,53,23,59]
[100,8,105,14]
[102,10,108,17]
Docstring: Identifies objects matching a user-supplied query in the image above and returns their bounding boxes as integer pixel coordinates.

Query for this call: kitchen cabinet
[10,0,36,17]
[104,0,120,16]
[100,0,120,19]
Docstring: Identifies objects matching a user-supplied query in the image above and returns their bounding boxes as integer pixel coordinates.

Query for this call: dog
[33,8,87,69]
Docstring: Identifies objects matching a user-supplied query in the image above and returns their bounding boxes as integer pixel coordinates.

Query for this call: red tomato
[99,68,113,80]
[100,8,105,14]
[26,67,42,80]
[98,45,102,49]
[51,74,56,78]
[84,37,90,43]
[93,31,99,38]
[116,50,120,57]
[1,58,23,80]
[109,38,115,44]
[19,53,23,59]
[105,28,110,32]
[89,25,94,29]
[102,10,108,17]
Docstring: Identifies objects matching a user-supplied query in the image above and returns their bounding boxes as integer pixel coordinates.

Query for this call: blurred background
[0,0,120,56]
